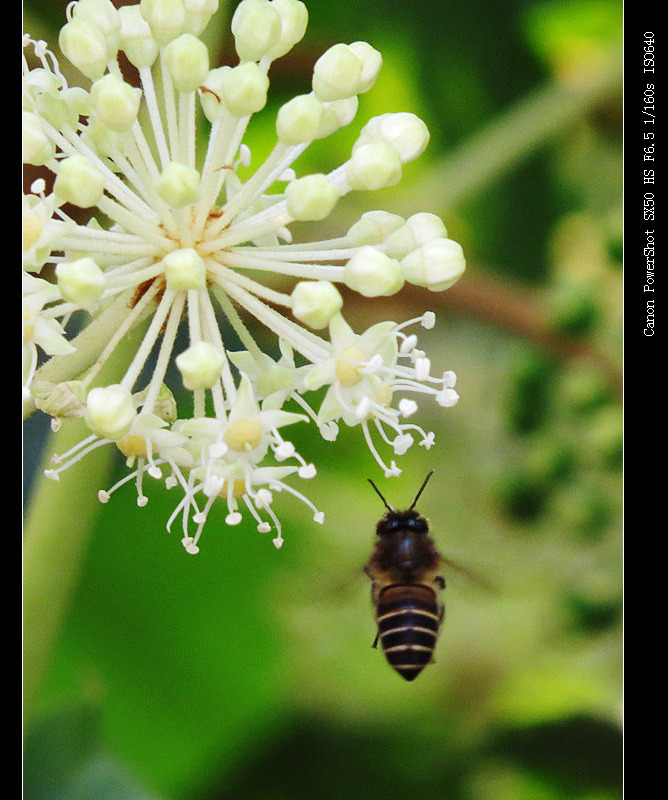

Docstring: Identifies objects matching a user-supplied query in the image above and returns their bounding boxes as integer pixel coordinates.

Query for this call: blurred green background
[23,1,622,798]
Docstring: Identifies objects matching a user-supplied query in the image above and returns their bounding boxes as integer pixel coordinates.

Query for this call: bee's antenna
[409,470,435,510]
[367,478,394,512]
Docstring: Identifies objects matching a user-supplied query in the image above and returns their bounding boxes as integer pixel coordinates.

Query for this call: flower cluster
[22,0,465,552]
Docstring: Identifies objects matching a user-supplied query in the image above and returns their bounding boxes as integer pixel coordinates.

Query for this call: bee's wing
[440,556,498,594]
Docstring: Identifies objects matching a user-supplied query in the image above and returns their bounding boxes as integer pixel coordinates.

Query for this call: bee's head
[376,508,429,537]
[368,471,434,536]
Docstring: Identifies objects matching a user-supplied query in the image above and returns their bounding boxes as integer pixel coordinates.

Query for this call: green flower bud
[312,43,363,102]
[90,73,142,132]
[176,341,225,389]
[291,281,343,329]
[58,18,109,80]
[347,210,405,245]
[157,161,201,207]
[162,247,207,291]
[22,112,55,166]
[384,213,447,259]
[231,0,282,62]
[344,246,404,297]
[184,0,220,36]
[85,384,137,440]
[71,0,121,55]
[219,62,269,117]
[119,4,159,67]
[265,0,308,60]
[81,120,121,159]
[355,112,430,164]
[54,154,105,208]
[163,32,209,92]
[348,41,382,93]
[285,174,340,221]
[346,142,402,191]
[400,238,466,292]
[56,257,106,309]
[276,93,325,145]
[140,0,187,46]
[316,96,359,139]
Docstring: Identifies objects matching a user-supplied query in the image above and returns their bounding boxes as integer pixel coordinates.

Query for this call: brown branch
[344,269,622,399]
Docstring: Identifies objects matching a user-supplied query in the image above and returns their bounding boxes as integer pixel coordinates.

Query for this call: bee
[363,470,445,681]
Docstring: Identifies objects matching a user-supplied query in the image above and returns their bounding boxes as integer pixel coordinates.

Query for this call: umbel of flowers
[22,0,465,553]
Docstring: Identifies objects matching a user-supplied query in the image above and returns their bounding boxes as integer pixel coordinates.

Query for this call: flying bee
[364,470,446,682]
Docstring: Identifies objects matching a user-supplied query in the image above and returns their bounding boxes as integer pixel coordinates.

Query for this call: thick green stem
[23,419,116,727]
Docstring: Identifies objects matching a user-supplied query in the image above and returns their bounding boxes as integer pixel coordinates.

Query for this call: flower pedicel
[22,0,466,553]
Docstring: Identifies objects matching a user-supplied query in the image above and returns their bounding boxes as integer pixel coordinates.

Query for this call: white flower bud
[400,238,466,292]
[162,247,207,290]
[175,341,225,389]
[85,384,137,440]
[276,93,325,145]
[90,74,142,132]
[231,0,282,62]
[184,0,220,36]
[347,210,405,245]
[355,112,430,164]
[56,257,106,309]
[139,0,186,46]
[58,18,109,80]
[22,112,55,166]
[344,246,404,297]
[312,43,363,102]
[265,0,308,60]
[163,33,209,92]
[157,161,200,207]
[54,154,104,208]
[291,281,343,329]
[285,174,340,221]
[384,212,447,259]
[347,41,382,93]
[346,142,402,191]
[218,62,269,117]
[71,0,121,54]
[119,5,159,67]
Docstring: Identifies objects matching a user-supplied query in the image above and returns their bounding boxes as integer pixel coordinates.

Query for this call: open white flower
[23,0,465,552]
[301,312,455,476]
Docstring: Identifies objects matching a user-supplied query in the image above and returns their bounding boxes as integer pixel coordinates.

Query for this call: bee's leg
[372,631,379,649]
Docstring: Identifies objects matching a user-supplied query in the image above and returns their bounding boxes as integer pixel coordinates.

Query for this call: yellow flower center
[376,385,392,406]
[217,478,247,499]
[335,345,367,387]
[23,211,43,252]
[116,434,148,459]
[224,418,264,452]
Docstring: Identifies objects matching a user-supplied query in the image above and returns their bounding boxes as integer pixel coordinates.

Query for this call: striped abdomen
[375,584,441,681]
